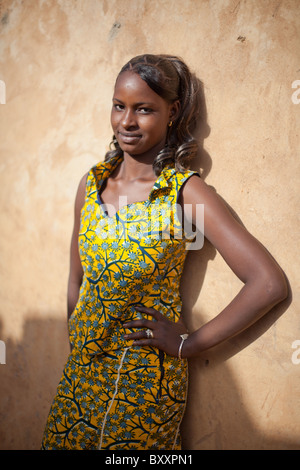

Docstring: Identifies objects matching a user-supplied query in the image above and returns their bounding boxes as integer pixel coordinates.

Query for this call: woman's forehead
[113,71,163,103]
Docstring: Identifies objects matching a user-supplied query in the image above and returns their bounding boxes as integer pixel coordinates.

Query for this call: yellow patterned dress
[42,155,199,450]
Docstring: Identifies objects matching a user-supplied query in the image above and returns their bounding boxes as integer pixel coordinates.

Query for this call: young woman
[41,54,287,450]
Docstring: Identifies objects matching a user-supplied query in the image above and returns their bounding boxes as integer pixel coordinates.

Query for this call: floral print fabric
[42,155,198,450]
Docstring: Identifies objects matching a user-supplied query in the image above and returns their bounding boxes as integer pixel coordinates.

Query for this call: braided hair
[105,54,203,175]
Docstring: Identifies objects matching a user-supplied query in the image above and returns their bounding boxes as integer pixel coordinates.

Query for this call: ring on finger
[145,328,154,339]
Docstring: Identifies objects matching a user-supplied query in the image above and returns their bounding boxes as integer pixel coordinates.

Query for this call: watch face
[180,334,189,340]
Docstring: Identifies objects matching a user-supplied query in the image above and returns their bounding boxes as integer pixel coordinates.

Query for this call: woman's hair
[105,54,203,175]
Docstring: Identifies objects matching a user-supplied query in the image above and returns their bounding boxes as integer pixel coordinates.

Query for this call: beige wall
[0,0,299,450]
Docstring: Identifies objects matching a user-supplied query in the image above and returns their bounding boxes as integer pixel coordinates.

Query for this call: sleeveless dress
[42,155,199,450]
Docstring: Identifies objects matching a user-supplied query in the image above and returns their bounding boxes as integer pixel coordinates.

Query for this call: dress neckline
[92,155,175,218]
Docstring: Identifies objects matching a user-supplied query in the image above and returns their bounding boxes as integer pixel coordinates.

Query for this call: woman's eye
[138,108,152,114]
[113,105,152,114]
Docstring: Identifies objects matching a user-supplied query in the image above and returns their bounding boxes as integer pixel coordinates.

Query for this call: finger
[123,319,156,329]
[132,338,155,347]
[135,306,162,320]
[124,329,151,341]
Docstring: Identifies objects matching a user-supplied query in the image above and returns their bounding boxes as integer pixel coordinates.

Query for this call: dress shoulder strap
[171,169,200,192]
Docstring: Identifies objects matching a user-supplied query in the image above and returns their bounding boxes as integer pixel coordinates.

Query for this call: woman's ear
[169,99,180,122]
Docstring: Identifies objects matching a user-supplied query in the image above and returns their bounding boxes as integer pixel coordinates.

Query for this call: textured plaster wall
[0,0,299,450]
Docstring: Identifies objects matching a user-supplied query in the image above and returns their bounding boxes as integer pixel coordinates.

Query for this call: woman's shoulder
[182,171,211,194]
[181,172,225,210]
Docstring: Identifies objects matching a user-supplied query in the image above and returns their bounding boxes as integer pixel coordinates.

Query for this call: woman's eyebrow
[112,97,156,106]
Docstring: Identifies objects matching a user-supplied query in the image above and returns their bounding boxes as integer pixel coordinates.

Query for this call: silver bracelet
[178,333,189,360]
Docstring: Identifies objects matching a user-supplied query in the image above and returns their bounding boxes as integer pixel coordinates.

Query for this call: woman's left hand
[123,305,188,357]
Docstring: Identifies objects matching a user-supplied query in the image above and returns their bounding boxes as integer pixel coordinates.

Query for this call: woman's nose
[121,109,137,128]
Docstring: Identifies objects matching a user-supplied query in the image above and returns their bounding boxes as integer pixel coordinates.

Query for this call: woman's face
[111,71,178,160]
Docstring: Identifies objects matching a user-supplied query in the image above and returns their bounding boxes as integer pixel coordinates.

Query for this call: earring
[168,121,173,127]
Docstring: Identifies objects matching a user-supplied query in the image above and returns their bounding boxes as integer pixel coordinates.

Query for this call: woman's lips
[118,132,142,144]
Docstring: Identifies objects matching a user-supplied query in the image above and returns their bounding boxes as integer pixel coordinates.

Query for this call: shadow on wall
[0,316,70,450]
[179,240,294,450]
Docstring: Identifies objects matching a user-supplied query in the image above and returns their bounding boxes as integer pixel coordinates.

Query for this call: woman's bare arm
[180,175,288,357]
[67,173,88,321]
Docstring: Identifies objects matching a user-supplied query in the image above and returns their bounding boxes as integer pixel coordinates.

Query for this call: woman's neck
[118,152,157,183]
